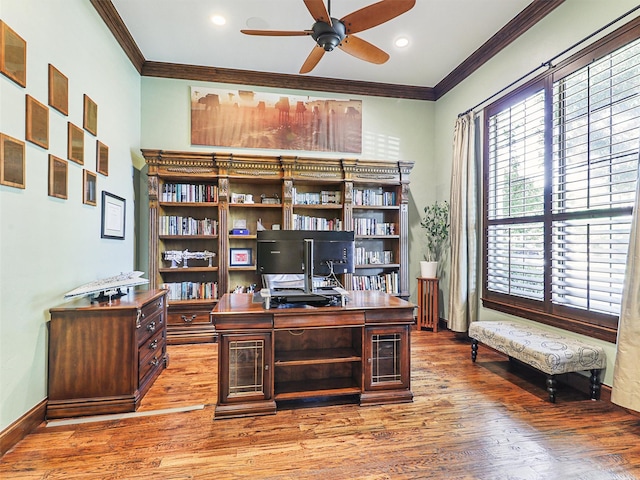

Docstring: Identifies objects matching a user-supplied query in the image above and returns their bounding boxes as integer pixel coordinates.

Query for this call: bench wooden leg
[590,369,601,400]
[546,375,557,403]
[471,339,478,362]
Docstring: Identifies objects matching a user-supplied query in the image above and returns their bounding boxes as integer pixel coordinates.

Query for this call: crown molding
[140,62,435,100]
[434,0,565,98]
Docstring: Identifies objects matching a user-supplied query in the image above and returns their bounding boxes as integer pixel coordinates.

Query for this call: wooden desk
[212,291,414,419]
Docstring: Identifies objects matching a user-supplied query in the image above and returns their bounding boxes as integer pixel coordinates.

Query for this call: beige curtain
[447,113,479,333]
[611,152,640,412]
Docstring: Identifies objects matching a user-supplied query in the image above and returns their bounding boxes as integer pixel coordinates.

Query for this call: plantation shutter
[486,89,546,301]
[551,38,640,316]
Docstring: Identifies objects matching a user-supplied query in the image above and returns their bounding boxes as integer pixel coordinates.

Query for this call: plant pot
[420,261,438,278]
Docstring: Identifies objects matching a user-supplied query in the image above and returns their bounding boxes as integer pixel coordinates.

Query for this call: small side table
[417,277,439,332]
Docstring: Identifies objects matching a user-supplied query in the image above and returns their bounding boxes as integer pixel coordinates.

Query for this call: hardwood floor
[2,330,640,479]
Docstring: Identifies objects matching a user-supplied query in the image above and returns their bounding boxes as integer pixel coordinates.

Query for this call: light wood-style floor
[2,329,640,479]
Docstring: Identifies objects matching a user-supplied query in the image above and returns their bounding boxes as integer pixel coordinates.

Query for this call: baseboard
[0,399,47,457]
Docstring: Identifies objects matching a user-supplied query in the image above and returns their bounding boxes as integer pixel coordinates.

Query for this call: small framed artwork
[82,169,97,206]
[25,95,49,149]
[96,140,108,176]
[0,133,25,189]
[230,248,252,267]
[68,122,84,164]
[0,21,26,87]
[48,64,68,115]
[101,191,126,239]
[48,155,68,199]
[83,94,97,136]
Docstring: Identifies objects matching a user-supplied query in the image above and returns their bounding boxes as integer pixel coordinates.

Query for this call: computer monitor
[256,230,355,293]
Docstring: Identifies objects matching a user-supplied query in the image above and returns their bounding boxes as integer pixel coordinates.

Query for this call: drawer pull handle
[149,339,159,350]
[147,321,156,332]
[150,356,160,367]
[181,314,197,323]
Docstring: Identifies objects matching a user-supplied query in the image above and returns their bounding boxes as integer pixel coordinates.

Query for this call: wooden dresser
[47,289,168,419]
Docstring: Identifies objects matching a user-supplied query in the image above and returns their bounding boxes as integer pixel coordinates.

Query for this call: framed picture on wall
[25,95,49,149]
[68,122,84,164]
[82,169,97,206]
[0,133,25,189]
[83,94,97,136]
[96,140,108,176]
[101,191,126,239]
[48,64,68,116]
[48,155,68,199]
[0,21,26,87]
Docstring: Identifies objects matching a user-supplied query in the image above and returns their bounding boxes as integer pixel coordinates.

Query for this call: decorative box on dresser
[47,289,167,419]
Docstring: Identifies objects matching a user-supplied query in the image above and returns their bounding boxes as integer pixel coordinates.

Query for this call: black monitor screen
[256,230,355,276]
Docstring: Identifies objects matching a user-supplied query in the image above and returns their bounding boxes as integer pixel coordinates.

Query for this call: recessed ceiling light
[211,15,226,26]
[395,36,409,48]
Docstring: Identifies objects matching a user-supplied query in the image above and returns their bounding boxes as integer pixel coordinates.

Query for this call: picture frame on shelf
[48,155,67,199]
[96,140,108,176]
[230,248,252,267]
[48,64,68,115]
[25,95,49,149]
[67,122,84,164]
[0,133,25,189]
[0,21,26,87]
[83,94,97,136]
[82,169,97,206]
[101,191,126,239]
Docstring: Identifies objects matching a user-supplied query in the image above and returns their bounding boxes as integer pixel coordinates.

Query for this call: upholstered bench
[468,321,606,403]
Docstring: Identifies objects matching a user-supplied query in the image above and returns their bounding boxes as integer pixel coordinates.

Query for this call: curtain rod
[458,4,640,118]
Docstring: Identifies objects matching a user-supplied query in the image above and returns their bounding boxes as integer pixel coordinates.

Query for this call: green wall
[0,0,141,431]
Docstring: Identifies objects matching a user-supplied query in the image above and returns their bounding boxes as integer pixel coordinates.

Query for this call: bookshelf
[144,150,413,343]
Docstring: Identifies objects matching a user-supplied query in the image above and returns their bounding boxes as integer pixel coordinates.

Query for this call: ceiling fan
[241,0,416,74]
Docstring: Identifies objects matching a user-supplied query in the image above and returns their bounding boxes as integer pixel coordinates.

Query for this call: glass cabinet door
[364,326,410,391]
[219,333,272,404]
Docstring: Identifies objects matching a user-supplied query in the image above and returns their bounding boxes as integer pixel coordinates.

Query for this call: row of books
[159,216,218,236]
[292,189,342,205]
[351,272,399,295]
[353,218,396,236]
[355,248,394,265]
[162,183,219,203]
[292,214,343,231]
[353,188,396,206]
[162,281,218,301]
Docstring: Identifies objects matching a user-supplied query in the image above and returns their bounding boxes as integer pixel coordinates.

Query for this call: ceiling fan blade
[300,45,326,74]
[339,34,389,64]
[241,29,311,36]
[304,0,332,26]
[341,0,416,34]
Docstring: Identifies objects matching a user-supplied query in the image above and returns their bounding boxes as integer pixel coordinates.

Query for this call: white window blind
[486,90,546,301]
[551,38,640,316]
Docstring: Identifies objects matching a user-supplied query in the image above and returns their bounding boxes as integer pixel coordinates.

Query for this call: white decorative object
[164,249,216,268]
[64,271,149,301]
[420,261,438,279]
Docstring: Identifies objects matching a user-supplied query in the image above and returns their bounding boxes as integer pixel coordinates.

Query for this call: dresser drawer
[167,305,213,327]
[137,308,165,345]
[139,329,165,383]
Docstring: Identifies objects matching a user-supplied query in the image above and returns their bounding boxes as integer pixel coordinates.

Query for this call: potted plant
[420,200,450,278]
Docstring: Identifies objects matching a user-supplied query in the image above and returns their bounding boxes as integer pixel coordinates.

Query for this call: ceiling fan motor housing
[312,18,346,51]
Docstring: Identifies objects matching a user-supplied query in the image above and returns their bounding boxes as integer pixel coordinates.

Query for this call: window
[483,24,640,343]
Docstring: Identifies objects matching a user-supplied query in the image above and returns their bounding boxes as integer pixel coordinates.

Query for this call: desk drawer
[274,311,365,329]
